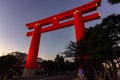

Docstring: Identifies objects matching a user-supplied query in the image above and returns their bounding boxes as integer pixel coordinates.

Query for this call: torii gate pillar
[74,10,85,42]
[22,24,41,77]
[74,10,85,67]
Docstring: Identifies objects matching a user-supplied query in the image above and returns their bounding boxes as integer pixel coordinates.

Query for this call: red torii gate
[23,0,101,77]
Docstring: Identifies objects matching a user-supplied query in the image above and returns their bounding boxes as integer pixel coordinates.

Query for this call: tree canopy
[62,14,120,65]
[108,0,120,4]
[61,14,120,79]
[0,55,17,72]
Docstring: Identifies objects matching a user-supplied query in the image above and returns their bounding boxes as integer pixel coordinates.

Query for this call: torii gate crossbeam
[26,12,100,36]
[23,0,101,77]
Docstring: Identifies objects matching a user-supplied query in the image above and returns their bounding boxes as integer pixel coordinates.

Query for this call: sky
[0,0,120,60]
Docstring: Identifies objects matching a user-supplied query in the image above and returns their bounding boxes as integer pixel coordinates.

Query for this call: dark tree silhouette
[62,14,120,80]
[55,54,65,73]
[0,55,17,72]
[0,55,17,79]
[108,0,120,4]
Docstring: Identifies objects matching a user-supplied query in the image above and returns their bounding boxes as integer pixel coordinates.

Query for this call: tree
[62,14,120,80]
[108,0,120,4]
[41,60,56,75]
[54,54,65,73]
[0,55,17,72]
[0,55,17,79]
[100,14,120,80]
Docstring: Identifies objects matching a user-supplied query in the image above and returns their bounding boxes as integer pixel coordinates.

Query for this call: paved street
[40,74,75,80]
[20,71,120,80]
[41,72,120,80]
[20,73,76,80]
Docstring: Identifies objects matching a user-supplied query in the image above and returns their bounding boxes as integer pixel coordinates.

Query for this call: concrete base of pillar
[22,68,36,78]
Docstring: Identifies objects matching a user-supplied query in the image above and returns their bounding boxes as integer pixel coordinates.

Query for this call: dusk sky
[0,0,120,60]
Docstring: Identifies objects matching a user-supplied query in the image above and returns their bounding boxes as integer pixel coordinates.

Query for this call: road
[20,71,120,80]
[40,74,76,80]
[41,72,120,80]
[20,73,76,80]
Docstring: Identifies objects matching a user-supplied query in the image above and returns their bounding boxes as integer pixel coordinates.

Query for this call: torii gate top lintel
[26,0,101,36]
